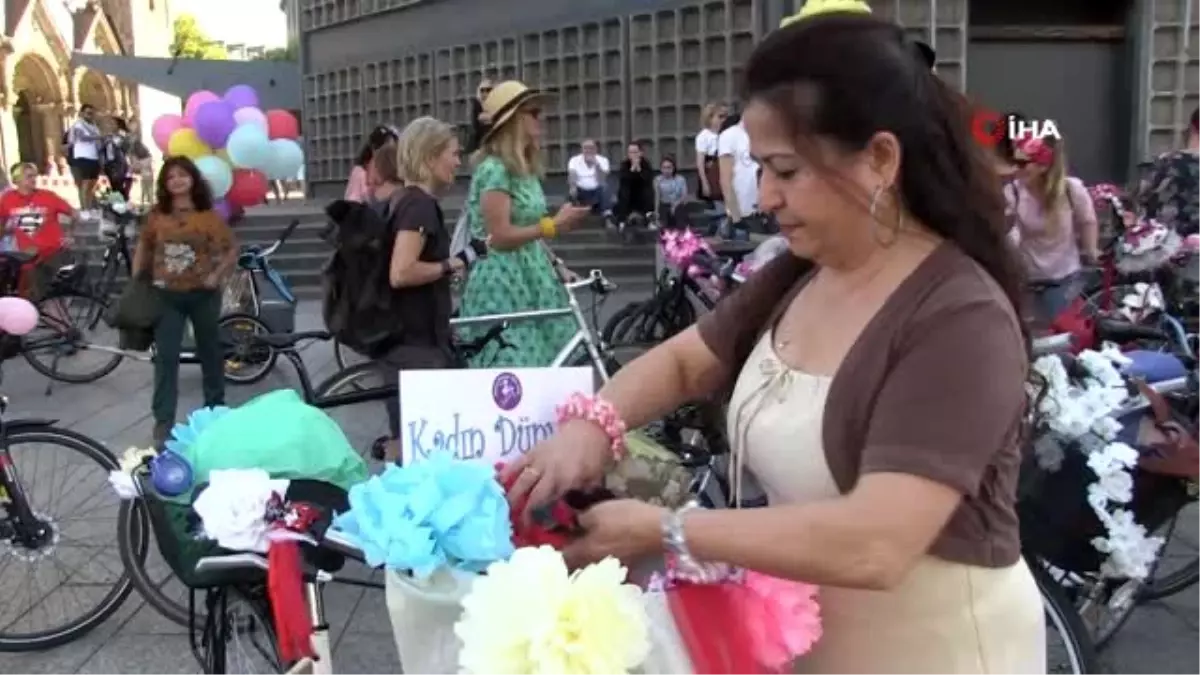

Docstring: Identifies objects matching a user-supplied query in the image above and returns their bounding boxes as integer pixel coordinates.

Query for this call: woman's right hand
[553,203,591,234]
[499,419,613,520]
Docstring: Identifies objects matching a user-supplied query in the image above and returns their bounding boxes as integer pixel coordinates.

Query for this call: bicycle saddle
[255,330,332,349]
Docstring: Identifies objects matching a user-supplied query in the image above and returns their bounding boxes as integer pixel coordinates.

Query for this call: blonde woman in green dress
[459,81,591,366]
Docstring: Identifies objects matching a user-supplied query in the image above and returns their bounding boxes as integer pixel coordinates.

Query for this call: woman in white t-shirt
[693,102,728,205]
[718,118,760,224]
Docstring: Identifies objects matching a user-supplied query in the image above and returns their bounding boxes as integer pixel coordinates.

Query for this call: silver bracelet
[661,500,700,562]
[661,501,734,583]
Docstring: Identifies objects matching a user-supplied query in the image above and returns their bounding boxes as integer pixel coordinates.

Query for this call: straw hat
[479,80,546,144]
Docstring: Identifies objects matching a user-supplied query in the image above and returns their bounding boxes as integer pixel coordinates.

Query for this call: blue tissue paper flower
[165,406,232,455]
[332,453,514,578]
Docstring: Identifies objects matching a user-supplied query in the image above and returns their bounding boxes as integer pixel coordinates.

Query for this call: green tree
[255,40,298,62]
[171,14,228,60]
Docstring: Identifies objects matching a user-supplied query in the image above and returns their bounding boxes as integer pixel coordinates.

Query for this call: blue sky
[175,0,288,48]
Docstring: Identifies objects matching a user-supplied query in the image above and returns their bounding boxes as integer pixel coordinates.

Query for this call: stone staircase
[71,196,659,301]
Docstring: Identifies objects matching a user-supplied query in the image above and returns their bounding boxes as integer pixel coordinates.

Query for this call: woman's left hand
[562,499,667,569]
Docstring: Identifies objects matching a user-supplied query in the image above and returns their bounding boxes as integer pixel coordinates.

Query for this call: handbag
[106,275,162,330]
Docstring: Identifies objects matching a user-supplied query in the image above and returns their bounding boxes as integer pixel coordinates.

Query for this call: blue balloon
[195,155,234,198]
[264,139,304,180]
[225,124,271,170]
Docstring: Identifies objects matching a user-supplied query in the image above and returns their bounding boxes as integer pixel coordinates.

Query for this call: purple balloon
[223,84,260,111]
[184,90,219,124]
[214,199,233,221]
[233,107,268,133]
[193,101,238,149]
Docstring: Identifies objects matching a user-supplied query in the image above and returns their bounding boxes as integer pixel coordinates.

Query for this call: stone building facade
[0,0,174,173]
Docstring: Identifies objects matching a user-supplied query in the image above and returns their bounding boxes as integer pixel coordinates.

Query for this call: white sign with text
[399,367,595,467]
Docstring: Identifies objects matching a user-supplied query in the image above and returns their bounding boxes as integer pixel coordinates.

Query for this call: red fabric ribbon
[266,498,320,663]
[496,463,574,549]
[668,582,766,674]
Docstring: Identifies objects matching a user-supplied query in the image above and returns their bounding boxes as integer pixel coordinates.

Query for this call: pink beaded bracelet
[555,392,628,461]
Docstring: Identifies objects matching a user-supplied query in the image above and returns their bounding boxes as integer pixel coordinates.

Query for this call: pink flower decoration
[736,572,823,669]
[1087,182,1123,203]
[660,229,713,277]
[1014,136,1054,166]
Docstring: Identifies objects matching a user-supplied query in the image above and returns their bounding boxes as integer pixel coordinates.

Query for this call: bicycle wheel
[221,313,278,385]
[1139,499,1199,601]
[314,362,391,466]
[84,252,119,330]
[0,425,141,651]
[1030,556,1100,674]
[117,500,196,628]
[21,289,124,384]
[198,587,285,674]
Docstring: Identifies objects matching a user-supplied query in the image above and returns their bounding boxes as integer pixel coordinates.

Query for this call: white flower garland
[1030,346,1165,580]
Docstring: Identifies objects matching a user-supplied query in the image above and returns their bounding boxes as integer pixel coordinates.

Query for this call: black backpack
[321,193,406,358]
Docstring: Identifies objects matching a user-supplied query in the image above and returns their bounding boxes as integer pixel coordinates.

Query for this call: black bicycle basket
[136,475,351,589]
[1017,422,1194,575]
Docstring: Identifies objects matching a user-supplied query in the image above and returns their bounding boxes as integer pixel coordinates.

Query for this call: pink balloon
[151,114,185,152]
[233,107,268,133]
[0,296,39,336]
[184,90,220,124]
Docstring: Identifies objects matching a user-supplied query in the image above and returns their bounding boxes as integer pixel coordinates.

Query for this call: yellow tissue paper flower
[455,545,651,674]
[119,447,157,474]
[780,0,872,27]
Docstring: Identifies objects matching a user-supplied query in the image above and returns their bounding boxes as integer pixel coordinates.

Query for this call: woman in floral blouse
[1139,108,1199,236]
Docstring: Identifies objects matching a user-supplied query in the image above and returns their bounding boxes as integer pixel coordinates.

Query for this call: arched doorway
[77,69,116,114]
[12,54,62,170]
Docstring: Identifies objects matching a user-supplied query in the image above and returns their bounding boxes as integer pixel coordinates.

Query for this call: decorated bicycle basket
[1017,346,1196,579]
[107,389,370,589]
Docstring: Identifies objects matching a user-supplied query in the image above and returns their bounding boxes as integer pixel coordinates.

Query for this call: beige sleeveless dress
[725,332,1046,674]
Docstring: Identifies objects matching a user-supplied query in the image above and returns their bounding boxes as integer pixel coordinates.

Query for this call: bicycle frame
[449,270,615,381]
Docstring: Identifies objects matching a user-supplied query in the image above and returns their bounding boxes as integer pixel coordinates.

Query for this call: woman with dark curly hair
[133,156,238,446]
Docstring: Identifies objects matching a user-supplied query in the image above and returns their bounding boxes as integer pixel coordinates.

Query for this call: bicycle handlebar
[564,269,617,295]
[255,219,301,258]
[689,250,745,285]
[193,525,369,577]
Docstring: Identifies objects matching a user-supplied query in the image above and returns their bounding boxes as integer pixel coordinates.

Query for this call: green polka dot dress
[458,156,576,367]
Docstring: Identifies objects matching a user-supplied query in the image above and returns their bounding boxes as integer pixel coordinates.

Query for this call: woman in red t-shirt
[0,162,77,299]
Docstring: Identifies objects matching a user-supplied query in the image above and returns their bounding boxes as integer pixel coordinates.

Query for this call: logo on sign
[492,372,523,411]
[971,108,1062,149]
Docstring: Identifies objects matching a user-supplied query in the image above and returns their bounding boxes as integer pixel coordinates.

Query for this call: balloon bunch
[150,85,303,220]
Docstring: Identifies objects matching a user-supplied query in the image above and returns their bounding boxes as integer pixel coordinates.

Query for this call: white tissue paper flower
[107,471,139,500]
[192,469,291,553]
[1034,351,1164,580]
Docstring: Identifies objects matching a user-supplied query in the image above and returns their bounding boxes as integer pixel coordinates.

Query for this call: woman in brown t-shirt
[505,15,1045,673]
[133,156,237,447]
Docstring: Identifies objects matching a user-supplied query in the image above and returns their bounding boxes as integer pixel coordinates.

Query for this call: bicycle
[221,219,303,385]
[115,323,514,629]
[0,251,127,388]
[335,267,619,374]
[1019,339,1196,666]
[0,362,139,651]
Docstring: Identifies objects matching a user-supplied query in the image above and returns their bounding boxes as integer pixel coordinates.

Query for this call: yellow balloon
[166,128,211,159]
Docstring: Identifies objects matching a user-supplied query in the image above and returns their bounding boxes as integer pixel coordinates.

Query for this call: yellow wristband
[539,216,558,239]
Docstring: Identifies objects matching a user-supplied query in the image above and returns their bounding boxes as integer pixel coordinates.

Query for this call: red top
[0,189,72,258]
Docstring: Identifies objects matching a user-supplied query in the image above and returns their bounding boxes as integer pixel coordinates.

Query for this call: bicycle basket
[136,476,351,589]
[1017,423,1194,575]
[221,270,254,315]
